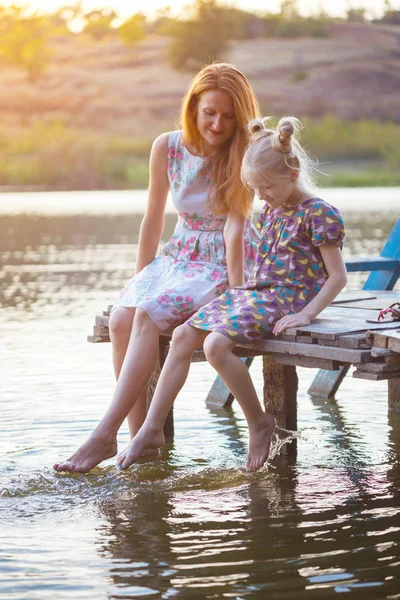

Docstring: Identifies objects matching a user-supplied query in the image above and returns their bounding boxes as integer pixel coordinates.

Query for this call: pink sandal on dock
[366,302,400,324]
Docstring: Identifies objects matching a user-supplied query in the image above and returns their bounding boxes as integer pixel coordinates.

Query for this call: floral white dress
[114,130,259,330]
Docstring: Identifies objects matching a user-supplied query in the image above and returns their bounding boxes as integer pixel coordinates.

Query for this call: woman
[54,62,260,473]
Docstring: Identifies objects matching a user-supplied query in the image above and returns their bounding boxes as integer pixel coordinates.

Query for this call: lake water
[1,189,400,599]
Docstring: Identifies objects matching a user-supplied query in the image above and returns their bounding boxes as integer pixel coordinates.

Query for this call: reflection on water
[1,190,400,599]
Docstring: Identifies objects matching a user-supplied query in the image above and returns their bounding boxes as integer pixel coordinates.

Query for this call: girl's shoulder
[302,197,345,247]
[303,197,343,220]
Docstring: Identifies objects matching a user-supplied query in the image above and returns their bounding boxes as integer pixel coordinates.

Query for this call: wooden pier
[88,218,400,436]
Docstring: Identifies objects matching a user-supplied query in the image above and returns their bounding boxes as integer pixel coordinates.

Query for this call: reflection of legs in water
[203,333,276,472]
[53,308,160,473]
[118,324,209,469]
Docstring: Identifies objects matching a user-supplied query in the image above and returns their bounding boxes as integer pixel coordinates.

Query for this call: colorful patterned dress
[113,130,259,330]
[187,197,345,345]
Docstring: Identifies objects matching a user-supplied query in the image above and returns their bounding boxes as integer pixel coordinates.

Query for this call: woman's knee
[133,308,158,336]
[203,333,232,367]
[109,306,135,341]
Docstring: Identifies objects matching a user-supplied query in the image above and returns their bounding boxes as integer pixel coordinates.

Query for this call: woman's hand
[272,311,312,336]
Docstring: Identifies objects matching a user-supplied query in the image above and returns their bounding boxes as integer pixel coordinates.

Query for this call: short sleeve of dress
[305,200,345,248]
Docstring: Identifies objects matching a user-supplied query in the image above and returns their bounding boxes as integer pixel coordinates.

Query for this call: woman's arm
[135,133,170,275]
[223,211,247,288]
[272,245,347,335]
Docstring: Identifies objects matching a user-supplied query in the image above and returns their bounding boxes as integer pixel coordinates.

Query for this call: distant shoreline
[1,188,399,217]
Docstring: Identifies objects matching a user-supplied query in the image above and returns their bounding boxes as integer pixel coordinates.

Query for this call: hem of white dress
[115,301,174,332]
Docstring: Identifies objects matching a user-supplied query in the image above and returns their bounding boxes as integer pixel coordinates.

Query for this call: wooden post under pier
[389,378,400,413]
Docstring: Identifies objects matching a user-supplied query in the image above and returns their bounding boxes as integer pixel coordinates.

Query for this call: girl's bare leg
[203,333,276,471]
[109,307,148,438]
[53,308,160,473]
[117,324,208,469]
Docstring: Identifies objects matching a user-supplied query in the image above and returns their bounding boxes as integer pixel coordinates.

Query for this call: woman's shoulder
[152,131,179,148]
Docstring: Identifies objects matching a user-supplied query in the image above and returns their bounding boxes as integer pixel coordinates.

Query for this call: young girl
[116,116,347,472]
[54,63,260,473]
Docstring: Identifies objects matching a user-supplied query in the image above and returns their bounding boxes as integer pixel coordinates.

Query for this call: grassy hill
[1,21,400,190]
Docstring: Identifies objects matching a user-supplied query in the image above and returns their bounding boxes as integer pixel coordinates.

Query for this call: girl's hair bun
[275,117,302,154]
[248,118,264,135]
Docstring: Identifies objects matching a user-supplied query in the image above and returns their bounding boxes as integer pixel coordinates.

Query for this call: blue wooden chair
[308,217,400,398]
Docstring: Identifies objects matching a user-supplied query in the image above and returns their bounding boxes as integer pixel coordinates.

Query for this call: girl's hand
[272,311,312,336]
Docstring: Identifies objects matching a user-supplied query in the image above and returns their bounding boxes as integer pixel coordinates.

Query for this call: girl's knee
[109,307,135,339]
[171,324,199,356]
[203,333,232,366]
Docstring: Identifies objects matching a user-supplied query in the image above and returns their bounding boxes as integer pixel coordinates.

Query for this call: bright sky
[9,0,396,19]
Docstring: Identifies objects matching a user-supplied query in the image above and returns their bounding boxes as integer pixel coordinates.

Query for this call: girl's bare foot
[246,414,276,472]
[118,426,165,470]
[53,433,117,473]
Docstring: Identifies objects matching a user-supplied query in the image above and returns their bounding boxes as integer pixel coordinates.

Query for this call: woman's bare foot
[118,426,165,470]
[53,433,117,473]
[246,413,276,472]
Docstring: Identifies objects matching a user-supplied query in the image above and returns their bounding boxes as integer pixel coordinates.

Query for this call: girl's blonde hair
[241,116,317,195]
[179,63,260,216]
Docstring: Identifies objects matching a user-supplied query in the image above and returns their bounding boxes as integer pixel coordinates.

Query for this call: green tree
[118,14,146,46]
[82,8,117,39]
[346,7,367,22]
[0,4,52,81]
[280,0,299,20]
[167,0,233,70]
[49,2,84,33]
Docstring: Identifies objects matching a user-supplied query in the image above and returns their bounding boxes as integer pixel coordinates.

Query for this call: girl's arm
[135,133,170,275]
[223,211,247,288]
[272,245,347,335]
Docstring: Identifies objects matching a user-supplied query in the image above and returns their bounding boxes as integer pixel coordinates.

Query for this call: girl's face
[195,89,236,155]
[250,171,299,208]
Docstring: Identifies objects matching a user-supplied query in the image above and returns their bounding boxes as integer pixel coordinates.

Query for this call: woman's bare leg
[117,324,208,469]
[203,333,276,471]
[109,307,148,438]
[53,308,160,473]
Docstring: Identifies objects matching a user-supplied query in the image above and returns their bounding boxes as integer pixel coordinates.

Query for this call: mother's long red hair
[179,63,260,216]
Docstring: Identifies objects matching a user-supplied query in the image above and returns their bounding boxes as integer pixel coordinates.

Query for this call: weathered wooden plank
[273,354,342,370]
[332,291,376,304]
[317,333,369,349]
[237,338,372,363]
[371,346,396,358]
[333,292,400,311]
[87,335,109,343]
[308,365,349,397]
[286,306,400,340]
[353,361,400,374]
[387,331,400,354]
[95,315,110,327]
[353,369,400,381]
[367,329,400,352]
[385,354,400,365]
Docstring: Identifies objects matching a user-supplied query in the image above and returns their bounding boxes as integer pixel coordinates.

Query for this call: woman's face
[195,89,236,154]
